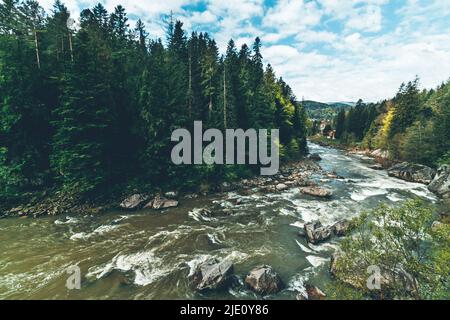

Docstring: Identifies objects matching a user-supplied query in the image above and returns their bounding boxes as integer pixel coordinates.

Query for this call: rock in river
[305,284,326,300]
[388,162,436,184]
[300,187,332,198]
[308,153,322,161]
[368,164,384,170]
[276,183,288,191]
[144,195,179,210]
[119,194,149,210]
[428,165,450,198]
[245,265,284,295]
[190,258,234,291]
[303,221,332,244]
[331,219,351,237]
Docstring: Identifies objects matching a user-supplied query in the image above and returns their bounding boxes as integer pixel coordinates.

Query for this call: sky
[37,0,450,103]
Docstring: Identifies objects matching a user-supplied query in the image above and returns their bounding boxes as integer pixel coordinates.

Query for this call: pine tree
[335,109,346,139]
[51,10,116,193]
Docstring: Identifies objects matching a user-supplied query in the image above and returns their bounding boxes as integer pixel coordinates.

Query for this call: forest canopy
[0,0,308,201]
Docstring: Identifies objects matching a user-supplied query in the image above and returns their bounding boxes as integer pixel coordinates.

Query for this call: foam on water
[70,224,120,240]
[295,240,315,254]
[306,255,329,268]
[87,249,177,286]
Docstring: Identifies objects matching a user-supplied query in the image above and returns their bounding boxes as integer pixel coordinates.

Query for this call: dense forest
[304,100,353,121]
[0,0,308,204]
[327,78,450,168]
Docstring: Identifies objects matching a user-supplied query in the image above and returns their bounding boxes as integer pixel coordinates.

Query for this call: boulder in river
[303,221,332,244]
[331,219,351,237]
[164,191,178,199]
[144,195,179,210]
[305,284,326,300]
[276,183,288,191]
[388,162,436,185]
[428,165,450,198]
[369,164,384,170]
[245,265,284,295]
[308,153,322,161]
[119,194,149,210]
[190,258,234,291]
[300,187,332,198]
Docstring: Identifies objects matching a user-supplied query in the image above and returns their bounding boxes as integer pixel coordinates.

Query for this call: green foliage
[331,200,450,300]
[0,1,309,201]
[332,78,449,169]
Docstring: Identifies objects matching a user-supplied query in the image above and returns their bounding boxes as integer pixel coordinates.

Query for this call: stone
[428,165,450,198]
[119,194,149,210]
[276,183,288,191]
[164,191,178,199]
[308,153,322,161]
[300,187,332,198]
[305,284,326,300]
[190,258,234,291]
[245,265,284,295]
[144,195,179,210]
[303,221,332,244]
[331,219,351,237]
[369,164,384,170]
[388,162,436,185]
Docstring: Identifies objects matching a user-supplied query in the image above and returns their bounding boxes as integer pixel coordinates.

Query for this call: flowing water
[0,143,437,299]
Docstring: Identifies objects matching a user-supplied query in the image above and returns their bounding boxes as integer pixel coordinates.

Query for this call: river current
[0,143,436,299]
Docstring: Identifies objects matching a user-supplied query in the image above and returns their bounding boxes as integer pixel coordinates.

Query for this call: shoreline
[0,157,323,219]
[2,141,448,219]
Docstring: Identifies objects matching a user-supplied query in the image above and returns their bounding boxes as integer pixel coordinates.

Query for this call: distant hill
[301,100,354,120]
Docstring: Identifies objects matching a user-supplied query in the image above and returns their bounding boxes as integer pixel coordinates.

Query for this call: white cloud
[319,0,388,33]
[263,0,322,39]
[35,0,450,102]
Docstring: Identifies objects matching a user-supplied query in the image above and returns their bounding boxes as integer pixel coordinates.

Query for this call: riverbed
[0,143,436,299]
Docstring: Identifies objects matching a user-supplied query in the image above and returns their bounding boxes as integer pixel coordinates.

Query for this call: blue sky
[38,0,450,102]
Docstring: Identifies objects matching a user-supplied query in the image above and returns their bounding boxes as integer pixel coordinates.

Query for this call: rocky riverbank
[1,157,325,219]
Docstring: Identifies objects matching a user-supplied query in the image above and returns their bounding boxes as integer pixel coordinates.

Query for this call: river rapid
[0,143,437,299]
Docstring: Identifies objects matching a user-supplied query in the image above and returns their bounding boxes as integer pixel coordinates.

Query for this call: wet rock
[325,171,344,179]
[222,208,234,215]
[303,221,332,244]
[164,191,178,199]
[308,153,322,161]
[331,219,351,237]
[198,207,213,217]
[305,284,326,300]
[119,194,149,210]
[428,165,450,198]
[300,187,332,198]
[245,265,284,295]
[388,162,436,185]
[276,183,288,191]
[369,164,384,170]
[144,195,179,210]
[184,193,199,199]
[296,292,307,300]
[190,258,234,291]
[221,182,234,192]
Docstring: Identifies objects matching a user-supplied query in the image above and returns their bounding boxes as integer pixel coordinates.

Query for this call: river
[0,143,437,299]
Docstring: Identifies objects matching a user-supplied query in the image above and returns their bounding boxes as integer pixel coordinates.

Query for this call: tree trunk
[34,30,40,69]
[68,33,74,62]
[223,66,227,129]
[188,54,192,118]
